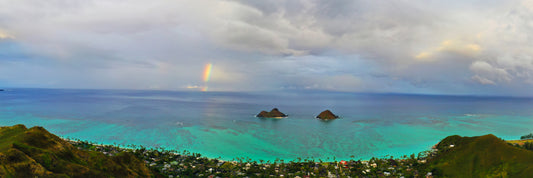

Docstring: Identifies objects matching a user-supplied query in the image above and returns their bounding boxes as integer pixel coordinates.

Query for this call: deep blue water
[1,88,533,161]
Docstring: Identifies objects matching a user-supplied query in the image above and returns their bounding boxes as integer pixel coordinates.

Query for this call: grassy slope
[429,134,533,177]
[0,124,154,177]
[506,139,533,146]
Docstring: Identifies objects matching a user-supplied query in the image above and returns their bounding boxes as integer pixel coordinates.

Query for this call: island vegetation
[2,124,533,177]
[256,108,287,118]
[316,110,339,120]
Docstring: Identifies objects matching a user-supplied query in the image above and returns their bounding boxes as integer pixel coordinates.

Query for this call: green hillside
[0,124,154,177]
[429,134,533,177]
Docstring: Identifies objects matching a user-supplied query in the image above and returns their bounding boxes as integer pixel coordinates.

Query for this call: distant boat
[0,89,4,91]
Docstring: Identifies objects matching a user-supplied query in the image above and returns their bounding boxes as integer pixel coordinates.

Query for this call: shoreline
[254,115,288,119]
[63,136,424,163]
[66,136,438,177]
[62,134,533,163]
[62,135,440,163]
[63,135,441,162]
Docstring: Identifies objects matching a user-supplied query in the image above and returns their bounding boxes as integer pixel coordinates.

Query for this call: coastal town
[69,139,437,177]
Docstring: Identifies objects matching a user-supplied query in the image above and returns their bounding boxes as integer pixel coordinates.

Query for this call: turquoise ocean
[1,88,533,161]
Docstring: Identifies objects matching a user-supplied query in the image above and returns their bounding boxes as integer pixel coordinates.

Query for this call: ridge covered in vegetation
[0,124,154,177]
[428,134,533,177]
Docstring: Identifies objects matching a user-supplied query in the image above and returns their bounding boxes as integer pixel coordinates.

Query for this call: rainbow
[203,63,213,82]
[202,63,213,91]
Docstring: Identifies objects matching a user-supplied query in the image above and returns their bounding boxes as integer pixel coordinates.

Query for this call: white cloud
[471,75,496,85]
[2,0,533,95]
[469,61,512,85]
[0,30,14,39]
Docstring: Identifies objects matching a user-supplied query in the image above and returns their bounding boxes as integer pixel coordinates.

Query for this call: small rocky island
[316,110,339,120]
[256,108,287,118]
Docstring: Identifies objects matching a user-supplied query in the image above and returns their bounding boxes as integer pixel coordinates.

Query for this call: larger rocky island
[256,108,287,118]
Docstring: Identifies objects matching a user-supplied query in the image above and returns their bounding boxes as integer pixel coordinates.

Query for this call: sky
[1,0,533,96]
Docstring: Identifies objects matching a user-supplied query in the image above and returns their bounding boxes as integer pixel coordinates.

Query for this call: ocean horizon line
[3,87,533,99]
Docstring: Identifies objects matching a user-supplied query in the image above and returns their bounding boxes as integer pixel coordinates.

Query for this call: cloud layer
[1,0,533,95]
